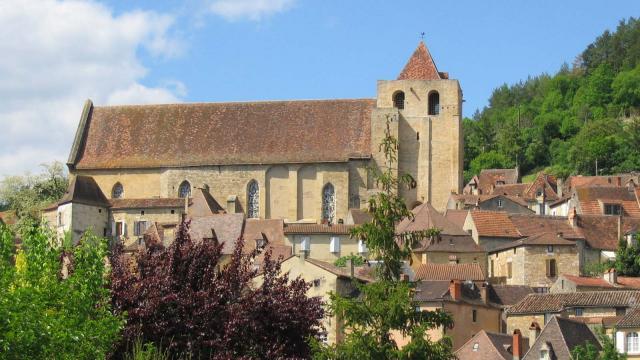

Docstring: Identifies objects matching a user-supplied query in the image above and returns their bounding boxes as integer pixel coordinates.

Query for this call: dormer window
[112,182,124,199]
[178,180,191,198]
[393,91,405,109]
[604,204,622,216]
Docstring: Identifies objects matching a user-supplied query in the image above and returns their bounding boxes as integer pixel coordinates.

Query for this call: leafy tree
[614,238,640,276]
[469,151,512,177]
[313,117,453,359]
[334,254,365,267]
[110,221,324,359]
[570,328,627,360]
[0,223,123,359]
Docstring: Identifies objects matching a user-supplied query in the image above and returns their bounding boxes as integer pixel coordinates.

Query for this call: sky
[1,0,639,177]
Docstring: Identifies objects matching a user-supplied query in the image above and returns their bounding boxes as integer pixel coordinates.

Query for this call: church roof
[69,98,375,170]
[58,175,110,208]
[397,41,442,81]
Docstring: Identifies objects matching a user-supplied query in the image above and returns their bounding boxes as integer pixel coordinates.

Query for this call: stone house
[522,316,601,360]
[550,270,640,293]
[490,172,560,215]
[463,168,519,196]
[505,291,640,334]
[60,40,463,245]
[568,185,640,217]
[455,329,529,360]
[615,308,640,359]
[283,223,367,263]
[487,233,583,290]
[255,254,373,345]
[447,193,533,214]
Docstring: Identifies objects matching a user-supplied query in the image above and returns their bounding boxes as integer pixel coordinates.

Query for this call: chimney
[568,207,578,228]
[512,329,523,360]
[604,268,618,285]
[226,195,238,214]
[529,322,541,343]
[449,280,462,301]
[480,282,489,305]
[617,177,622,187]
[346,259,354,278]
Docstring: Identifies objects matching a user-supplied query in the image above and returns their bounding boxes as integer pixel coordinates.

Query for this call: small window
[497,199,503,208]
[322,183,336,224]
[300,236,310,251]
[472,309,477,322]
[178,180,191,198]
[540,349,550,360]
[141,210,145,216]
[112,182,124,199]
[133,221,150,236]
[358,239,368,254]
[547,245,554,253]
[393,91,405,109]
[628,332,639,353]
[115,221,125,238]
[472,343,479,352]
[546,259,557,278]
[246,180,260,218]
[507,261,513,279]
[575,307,584,316]
[329,236,340,253]
[617,307,627,316]
[604,204,622,216]
[428,91,440,115]
[490,260,494,277]
[171,209,175,214]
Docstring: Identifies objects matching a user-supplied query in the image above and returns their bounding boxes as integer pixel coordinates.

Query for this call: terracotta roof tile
[187,214,245,254]
[470,210,521,238]
[443,209,469,228]
[397,203,468,236]
[73,99,375,169]
[414,263,485,281]
[523,316,601,360]
[59,175,110,207]
[508,214,583,239]
[456,330,530,360]
[576,186,640,217]
[283,223,353,235]
[617,307,640,328]
[507,291,640,314]
[489,233,576,253]
[488,285,534,307]
[477,168,519,194]
[397,41,442,80]
[110,198,187,209]
[492,183,529,198]
[577,215,640,250]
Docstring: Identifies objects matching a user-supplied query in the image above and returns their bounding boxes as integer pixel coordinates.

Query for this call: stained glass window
[178,180,191,198]
[112,182,124,199]
[247,180,259,218]
[322,183,336,223]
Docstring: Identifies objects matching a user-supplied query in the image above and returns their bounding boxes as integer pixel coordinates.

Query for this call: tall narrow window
[322,183,336,224]
[546,259,557,278]
[178,180,191,198]
[428,91,440,115]
[628,332,639,353]
[393,91,405,110]
[247,180,259,218]
[112,182,124,199]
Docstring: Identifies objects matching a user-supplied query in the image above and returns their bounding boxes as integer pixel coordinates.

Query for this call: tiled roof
[577,215,640,250]
[488,285,534,307]
[489,233,577,253]
[575,186,640,217]
[110,198,188,210]
[416,234,484,253]
[617,307,640,328]
[413,280,451,301]
[523,316,601,360]
[58,175,110,207]
[188,214,245,254]
[469,210,521,238]
[443,209,469,228]
[397,41,442,80]
[507,291,640,314]
[348,209,372,225]
[283,223,354,235]
[414,263,485,281]
[456,330,530,360]
[305,257,374,282]
[509,214,583,239]
[492,183,529,198]
[522,172,559,201]
[188,188,225,217]
[71,99,375,169]
[397,202,468,236]
[561,274,616,289]
[244,218,285,245]
[477,168,519,194]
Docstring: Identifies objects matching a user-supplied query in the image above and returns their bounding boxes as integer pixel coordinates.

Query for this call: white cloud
[208,0,295,21]
[0,0,185,177]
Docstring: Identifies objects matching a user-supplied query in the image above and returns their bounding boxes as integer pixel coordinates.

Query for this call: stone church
[62,41,462,232]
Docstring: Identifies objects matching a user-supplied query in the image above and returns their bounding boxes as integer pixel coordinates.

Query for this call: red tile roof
[109,198,188,210]
[477,168,519,194]
[507,291,640,314]
[397,202,468,236]
[414,263,485,281]
[469,210,521,238]
[509,214,583,239]
[576,215,640,250]
[489,233,577,253]
[283,223,354,235]
[397,41,442,81]
[443,209,469,229]
[456,330,530,360]
[575,186,640,217]
[71,99,375,169]
[617,307,640,328]
[304,258,374,282]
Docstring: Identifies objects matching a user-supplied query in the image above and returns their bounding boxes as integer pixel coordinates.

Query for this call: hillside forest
[464,17,640,182]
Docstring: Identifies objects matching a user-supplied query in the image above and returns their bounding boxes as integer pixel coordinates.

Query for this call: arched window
[393,91,405,110]
[628,332,639,353]
[428,91,440,115]
[322,183,336,224]
[247,180,259,219]
[178,180,191,198]
[112,182,124,199]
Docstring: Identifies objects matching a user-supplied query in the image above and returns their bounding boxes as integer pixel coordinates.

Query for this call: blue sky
[0,0,639,176]
[105,0,640,116]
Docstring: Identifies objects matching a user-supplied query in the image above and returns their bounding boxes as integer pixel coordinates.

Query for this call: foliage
[109,221,324,359]
[334,254,365,267]
[570,328,627,360]
[313,116,453,359]
[464,17,640,179]
[614,238,640,276]
[582,260,615,277]
[0,223,123,359]
[0,162,68,227]
[124,339,170,360]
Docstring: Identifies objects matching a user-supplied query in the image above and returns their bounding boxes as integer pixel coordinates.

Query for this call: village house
[522,316,601,360]
[447,193,533,214]
[567,185,640,217]
[550,269,640,293]
[455,329,529,360]
[505,291,640,334]
[463,168,520,196]
[283,223,367,263]
[615,308,640,359]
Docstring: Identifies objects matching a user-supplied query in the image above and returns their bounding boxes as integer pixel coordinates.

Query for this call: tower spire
[397,41,442,81]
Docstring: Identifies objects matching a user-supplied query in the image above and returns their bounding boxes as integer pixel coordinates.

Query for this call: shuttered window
[546,259,557,278]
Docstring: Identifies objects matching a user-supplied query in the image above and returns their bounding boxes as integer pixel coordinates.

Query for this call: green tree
[312,117,453,359]
[614,238,640,276]
[0,224,123,359]
[570,329,627,360]
[469,151,512,177]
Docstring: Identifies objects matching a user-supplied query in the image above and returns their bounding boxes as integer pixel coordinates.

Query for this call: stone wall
[506,314,545,335]
[441,301,502,350]
[285,233,367,263]
[111,207,184,247]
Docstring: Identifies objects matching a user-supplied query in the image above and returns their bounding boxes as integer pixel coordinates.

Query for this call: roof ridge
[94,98,377,109]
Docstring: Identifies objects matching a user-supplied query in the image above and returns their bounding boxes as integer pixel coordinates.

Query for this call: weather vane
[420,32,425,40]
